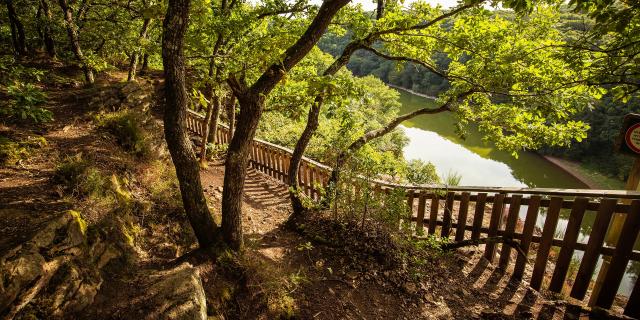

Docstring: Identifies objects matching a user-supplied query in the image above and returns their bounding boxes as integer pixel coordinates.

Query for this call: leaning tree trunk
[38,0,56,58]
[127,18,151,81]
[327,100,459,190]
[162,0,219,247]
[5,0,28,57]
[58,0,94,84]
[287,41,367,217]
[221,0,351,250]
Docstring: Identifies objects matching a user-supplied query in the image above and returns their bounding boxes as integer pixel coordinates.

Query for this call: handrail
[186,108,640,316]
[186,109,640,199]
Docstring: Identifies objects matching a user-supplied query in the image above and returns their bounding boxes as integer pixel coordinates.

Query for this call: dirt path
[1,69,619,319]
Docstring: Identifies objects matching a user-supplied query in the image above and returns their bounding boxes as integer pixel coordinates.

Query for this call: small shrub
[404,159,440,185]
[0,135,47,165]
[1,81,53,123]
[205,142,228,160]
[54,154,91,189]
[54,154,109,198]
[441,170,462,186]
[96,111,150,157]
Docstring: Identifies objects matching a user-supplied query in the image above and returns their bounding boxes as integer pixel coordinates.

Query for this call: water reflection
[398,91,587,189]
[397,90,637,296]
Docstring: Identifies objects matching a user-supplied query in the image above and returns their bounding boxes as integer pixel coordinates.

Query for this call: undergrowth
[95,111,151,158]
[0,134,47,166]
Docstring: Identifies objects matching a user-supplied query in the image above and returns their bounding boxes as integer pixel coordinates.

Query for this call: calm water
[397,90,638,296]
[398,91,587,188]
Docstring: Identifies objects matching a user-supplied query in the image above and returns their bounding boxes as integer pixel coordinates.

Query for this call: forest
[1,0,640,318]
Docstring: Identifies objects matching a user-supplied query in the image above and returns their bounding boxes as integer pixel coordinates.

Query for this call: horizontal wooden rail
[186,109,640,317]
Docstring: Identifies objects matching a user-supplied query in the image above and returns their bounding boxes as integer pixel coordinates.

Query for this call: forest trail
[1,72,616,319]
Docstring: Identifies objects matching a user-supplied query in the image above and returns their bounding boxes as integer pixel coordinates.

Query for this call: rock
[0,210,123,318]
[403,282,417,294]
[143,263,208,320]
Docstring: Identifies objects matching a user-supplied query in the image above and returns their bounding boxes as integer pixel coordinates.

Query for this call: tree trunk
[58,0,94,84]
[221,93,262,250]
[376,0,384,20]
[140,53,149,75]
[39,0,56,58]
[5,0,28,57]
[128,18,151,81]
[287,41,366,217]
[225,97,235,140]
[221,0,351,250]
[162,0,219,247]
[208,96,221,143]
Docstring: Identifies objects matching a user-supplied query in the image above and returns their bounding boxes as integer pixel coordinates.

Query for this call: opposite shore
[390,83,624,190]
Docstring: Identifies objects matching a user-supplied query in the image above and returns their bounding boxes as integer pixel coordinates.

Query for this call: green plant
[0,135,47,165]
[441,170,462,186]
[205,142,228,159]
[54,154,110,199]
[54,154,91,189]
[96,111,150,158]
[1,82,52,123]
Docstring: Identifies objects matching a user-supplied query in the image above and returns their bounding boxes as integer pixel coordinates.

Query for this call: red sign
[616,114,640,157]
[626,123,640,154]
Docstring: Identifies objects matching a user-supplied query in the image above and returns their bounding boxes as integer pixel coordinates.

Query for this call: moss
[95,111,150,158]
[0,135,46,166]
[68,210,88,235]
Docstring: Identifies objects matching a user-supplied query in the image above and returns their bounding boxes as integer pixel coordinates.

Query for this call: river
[397,90,638,296]
[398,90,587,188]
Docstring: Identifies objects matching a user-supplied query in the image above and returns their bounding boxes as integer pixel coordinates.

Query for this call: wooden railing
[186,109,640,317]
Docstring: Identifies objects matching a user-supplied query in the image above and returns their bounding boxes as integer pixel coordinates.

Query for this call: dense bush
[96,111,150,158]
[0,60,53,124]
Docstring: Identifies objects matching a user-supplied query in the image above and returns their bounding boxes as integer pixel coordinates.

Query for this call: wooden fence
[186,109,640,317]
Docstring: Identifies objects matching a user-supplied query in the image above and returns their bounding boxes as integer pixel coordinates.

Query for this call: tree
[58,0,95,83]
[222,0,352,250]
[5,0,28,57]
[324,5,597,190]
[162,0,220,247]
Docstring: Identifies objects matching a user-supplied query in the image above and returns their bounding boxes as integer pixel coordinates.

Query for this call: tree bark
[128,18,151,81]
[376,0,384,20]
[162,0,219,247]
[38,0,56,58]
[199,36,225,165]
[208,96,221,143]
[5,0,28,57]
[225,97,235,140]
[221,0,350,250]
[140,53,149,75]
[287,41,366,217]
[58,0,94,84]
[326,94,473,190]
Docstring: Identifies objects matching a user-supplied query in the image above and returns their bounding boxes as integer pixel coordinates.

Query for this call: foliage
[53,154,108,197]
[96,111,150,158]
[0,60,52,123]
[0,135,47,166]
[403,159,440,185]
[441,171,462,186]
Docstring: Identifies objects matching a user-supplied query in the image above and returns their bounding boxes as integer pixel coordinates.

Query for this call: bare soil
[1,66,628,319]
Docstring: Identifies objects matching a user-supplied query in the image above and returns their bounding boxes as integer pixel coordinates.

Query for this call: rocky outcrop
[142,263,208,320]
[84,80,160,112]
[0,210,123,319]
